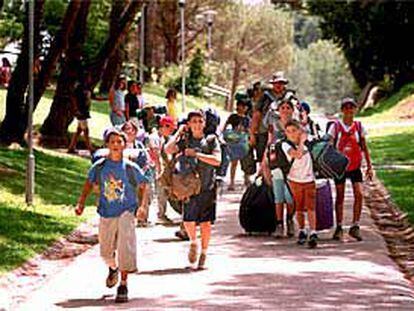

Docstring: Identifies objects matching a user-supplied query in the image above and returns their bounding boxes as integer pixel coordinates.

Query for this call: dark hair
[114,76,126,90]
[285,119,302,130]
[104,128,127,144]
[127,80,137,91]
[2,57,11,67]
[187,110,204,121]
[277,100,294,111]
[165,88,177,99]
[121,120,138,133]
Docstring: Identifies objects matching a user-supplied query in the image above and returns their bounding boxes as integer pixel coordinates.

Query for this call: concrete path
[9,179,414,310]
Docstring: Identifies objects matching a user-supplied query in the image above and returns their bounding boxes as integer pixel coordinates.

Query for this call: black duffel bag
[239,177,276,235]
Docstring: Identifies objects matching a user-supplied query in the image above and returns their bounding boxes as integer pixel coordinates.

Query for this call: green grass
[369,127,414,224]
[0,147,95,274]
[1,84,225,142]
[369,127,414,165]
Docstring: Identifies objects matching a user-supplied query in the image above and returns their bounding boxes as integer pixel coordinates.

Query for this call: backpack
[203,107,220,135]
[334,121,363,172]
[267,140,295,176]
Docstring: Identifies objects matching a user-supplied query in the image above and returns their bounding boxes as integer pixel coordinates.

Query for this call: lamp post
[26,0,35,206]
[139,2,146,84]
[179,0,186,113]
[196,9,217,73]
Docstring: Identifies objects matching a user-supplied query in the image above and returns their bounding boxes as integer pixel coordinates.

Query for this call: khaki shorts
[78,119,88,130]
[99,211,137,272]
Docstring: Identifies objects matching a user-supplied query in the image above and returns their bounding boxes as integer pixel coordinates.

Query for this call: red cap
[160,115,177,129]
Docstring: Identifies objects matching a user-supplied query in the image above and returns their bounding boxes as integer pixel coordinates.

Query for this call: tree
[288,40,355,114]
[40,0,91,145]
[186,48,209,96]
[212,3,293,110]
[0,0,45,144]
[99,0,128,94]
[40,0,142,144]
[308,0,414,91]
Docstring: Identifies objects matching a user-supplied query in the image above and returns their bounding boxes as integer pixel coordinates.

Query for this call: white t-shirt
[327,120,367,145]
[282,142,315,183]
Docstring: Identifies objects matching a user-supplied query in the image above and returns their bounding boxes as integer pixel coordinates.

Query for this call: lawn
[1,84,225,143]
[0,147,95,274]
[369,126,414,224]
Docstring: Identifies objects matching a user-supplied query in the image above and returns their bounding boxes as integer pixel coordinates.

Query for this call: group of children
[73,71,373,302]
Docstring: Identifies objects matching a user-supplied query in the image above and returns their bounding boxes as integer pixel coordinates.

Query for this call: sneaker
[115,285,128,303]
[349,225,363,241]
[308,233,318,249]
[287,219,295,238]
[297,231,308,245]
[188,243,198,264]
[198,253,207,270]
[106,267,119,288]
[274,224,284,239]
[157,215,173,225]
[175,230,189,241]
[332,226,343,241]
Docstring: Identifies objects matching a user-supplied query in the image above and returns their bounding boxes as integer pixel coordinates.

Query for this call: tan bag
[171,171,202,201]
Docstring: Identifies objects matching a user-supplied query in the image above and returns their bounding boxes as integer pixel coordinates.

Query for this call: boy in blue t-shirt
[75,128,149,303]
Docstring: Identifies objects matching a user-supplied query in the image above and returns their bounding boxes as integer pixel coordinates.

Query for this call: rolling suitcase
[315,180,334,231]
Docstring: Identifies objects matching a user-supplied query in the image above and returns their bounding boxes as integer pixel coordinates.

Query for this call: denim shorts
[271,169,293,204]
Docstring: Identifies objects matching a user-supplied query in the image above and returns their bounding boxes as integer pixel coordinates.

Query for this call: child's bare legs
[68,126,82,152]
[200,221,211,251]
[334,183,346,226]
[82,126,94,152]
[184,221,198,264]
[276,203,284,223]
[305,183,316,231]
[120,271,128,285]
[229,160,238,190]
[352,182,363,224]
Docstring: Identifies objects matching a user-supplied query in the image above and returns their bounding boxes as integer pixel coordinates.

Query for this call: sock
[201,249,207,255]
[310,230,317,236]
[190,240,197,246]
[299,228,307,235]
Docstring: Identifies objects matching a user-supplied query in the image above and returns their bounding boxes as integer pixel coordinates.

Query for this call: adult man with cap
[250,71,297,163]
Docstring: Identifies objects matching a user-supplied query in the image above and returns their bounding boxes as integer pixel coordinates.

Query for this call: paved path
[8,179,414,310]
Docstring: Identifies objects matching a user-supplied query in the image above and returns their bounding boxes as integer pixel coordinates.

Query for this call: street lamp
[179,0,186,113]
[196,9,217,73]
[26,0,35,206]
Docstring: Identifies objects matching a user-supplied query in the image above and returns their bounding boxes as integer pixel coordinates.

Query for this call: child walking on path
[282,120,318,248]
[75,128,150,303]
[328,98,373,241]
[165,111,222,270]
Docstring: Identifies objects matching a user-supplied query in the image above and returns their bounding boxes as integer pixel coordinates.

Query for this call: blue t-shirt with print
[88,158,149,218]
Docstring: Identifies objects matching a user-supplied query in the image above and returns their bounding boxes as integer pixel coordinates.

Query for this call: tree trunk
[99,0,128,94]
[86,0,142,89]
[40,0,142,144]
[0,0,45,145]
[228,59,241,111]
[33,0,82,110]
[40,1,91,146]
[161,1,179,65]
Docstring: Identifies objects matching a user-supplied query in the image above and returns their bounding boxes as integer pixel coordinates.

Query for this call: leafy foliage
[289,40,356,114]
[186,48,210,96]
[308,0,414,90]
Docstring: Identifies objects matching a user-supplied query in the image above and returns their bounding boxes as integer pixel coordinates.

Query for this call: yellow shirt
[167,100,178,120]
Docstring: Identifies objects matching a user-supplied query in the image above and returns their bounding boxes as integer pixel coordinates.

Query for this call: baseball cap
[341,97,357,108]
[160,115,177,129]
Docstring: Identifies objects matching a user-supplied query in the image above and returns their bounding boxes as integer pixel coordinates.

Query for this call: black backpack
[267,140,296,176]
